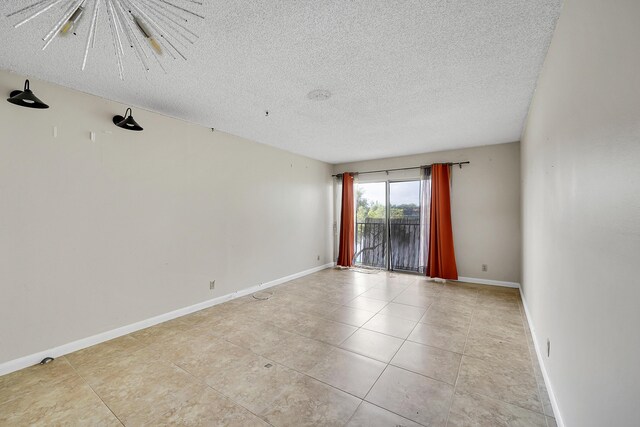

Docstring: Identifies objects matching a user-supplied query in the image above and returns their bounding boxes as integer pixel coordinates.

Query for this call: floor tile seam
[342,300,391,314]
[222,328,347,360]
[389,295,433,311]
[236,305,359,338]
[222,343,370,401]
[360,321,417,340]
[458,352,538,381]
[466,330,530,349]
[0,395,22,410]
[132,360,241,423]
[351,399,430,427]
[214,310,368,356]
[271,293,347,312]
[319,310,376,328]
[401,313,425,346]
[416,315,472,331]
[337,325,359,345]
[469,319,527,344]
[377,311,427,323]
[361,366,437,427]
[402,339,467,356]
[341,318,418,343]
[0,363,79,408]
[359,362,389,407]
[335,300,391,347]
[341,400,365,426]
[210,336,373,403]
[453,389,551,418]
[358,294,403,303]
[167,352,279,426]
[460,347,535,370]
[333,346,392,365]
[64,355,126,426]
[387,359,459,387]
[244,290,468,348]
[382,359,458,390]
[452,353,545,413]
[463,387,548,416]
[144,384,276,427]
[444,302,476,425]
[187,375,277,426]
[469,320,528,334]
[515,297,547,403]
[358,322,411,399]
[463,314,533,356]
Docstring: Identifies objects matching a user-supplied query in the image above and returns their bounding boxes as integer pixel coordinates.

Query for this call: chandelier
[6,0,204,79]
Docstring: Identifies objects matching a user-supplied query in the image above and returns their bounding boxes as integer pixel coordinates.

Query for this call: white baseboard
[519,289,565,427]
[457,276,521,288]
[0,262,335,377]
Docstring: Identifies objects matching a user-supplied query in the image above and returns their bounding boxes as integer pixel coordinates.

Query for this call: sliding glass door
[354,179,422,272]
[354,182,387,268]
[389,180,422,272]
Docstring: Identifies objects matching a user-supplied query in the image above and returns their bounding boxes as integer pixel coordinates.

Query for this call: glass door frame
[353,178,423,274]
[353,180,388,270]
[387,178,423,274]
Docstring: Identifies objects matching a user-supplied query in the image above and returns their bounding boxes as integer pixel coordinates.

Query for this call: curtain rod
[331,161,470,177]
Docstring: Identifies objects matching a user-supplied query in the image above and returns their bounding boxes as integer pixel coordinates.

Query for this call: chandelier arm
[158,0,204,20]
[14,0,64,28]
[125,0,183,59]
[140,0,198,43]
[7,0,50,18]
[42,0,82,50]
[82,0,100,70]
[113,0,151,71]
[140,4,194,46]
[105,0,125,79]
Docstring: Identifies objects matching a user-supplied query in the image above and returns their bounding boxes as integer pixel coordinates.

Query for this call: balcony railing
[355,217,422,272]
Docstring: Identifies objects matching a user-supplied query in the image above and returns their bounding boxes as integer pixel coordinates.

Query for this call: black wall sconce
[7,79,49,109]
[113,108,143,131]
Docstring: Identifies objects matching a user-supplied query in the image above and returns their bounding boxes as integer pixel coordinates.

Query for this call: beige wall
[334,142,521,283]
[0,70,333,364]
[520,0,640,425]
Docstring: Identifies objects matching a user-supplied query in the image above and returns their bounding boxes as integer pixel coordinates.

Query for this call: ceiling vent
[307,89,332,101]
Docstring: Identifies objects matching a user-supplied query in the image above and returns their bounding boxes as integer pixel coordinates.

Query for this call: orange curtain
[427,164,458,280]
[337,173,355,267]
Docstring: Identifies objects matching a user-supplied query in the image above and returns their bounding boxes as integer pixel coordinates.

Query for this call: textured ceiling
[0,1,561,164]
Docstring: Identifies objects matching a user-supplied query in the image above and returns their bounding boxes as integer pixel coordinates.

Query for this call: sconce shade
[7,80,49,109]
[113,108,143,131]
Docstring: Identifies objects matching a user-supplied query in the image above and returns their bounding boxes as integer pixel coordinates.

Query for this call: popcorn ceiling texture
[0,1,561,163]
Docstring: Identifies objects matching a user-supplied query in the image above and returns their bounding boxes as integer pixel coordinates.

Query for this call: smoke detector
[307,89,332,101]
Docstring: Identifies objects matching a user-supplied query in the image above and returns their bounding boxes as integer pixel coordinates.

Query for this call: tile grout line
[341,400,365,427]
[64,356,126,426]
[167,361,277,427]
[34,272,535,426]
[443,289,477,426]
[216,277,540,423]
[224,274,430,425]
[359,282,456,426]
[442,289,552,419]
[518,297,553,422]
[179,276,533,421]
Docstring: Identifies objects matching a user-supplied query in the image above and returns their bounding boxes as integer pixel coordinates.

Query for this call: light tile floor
[0,269,556,426]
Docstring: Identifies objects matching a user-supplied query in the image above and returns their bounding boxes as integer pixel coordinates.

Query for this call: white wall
[520,0,640,425]
[0,70,333,365]
[334,142,521,284]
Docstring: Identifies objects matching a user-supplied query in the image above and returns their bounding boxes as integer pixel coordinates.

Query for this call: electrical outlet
[482,264,488,272]
[547,339,551,357]
[209,280,215,290]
